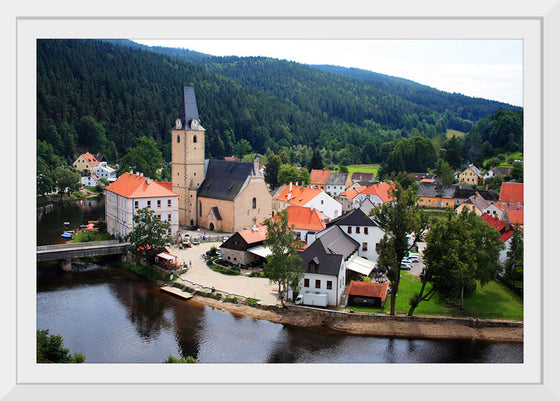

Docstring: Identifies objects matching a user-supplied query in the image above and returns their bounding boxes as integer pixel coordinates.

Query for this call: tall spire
[177,86,200,128]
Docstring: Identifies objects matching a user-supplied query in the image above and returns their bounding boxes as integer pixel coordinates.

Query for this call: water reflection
[36,263,523,364]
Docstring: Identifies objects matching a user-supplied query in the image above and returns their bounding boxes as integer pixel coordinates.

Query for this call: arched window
[252,197,257,209]
[193,135,197,143]
[177,135,180,143]
[199,201,202,217]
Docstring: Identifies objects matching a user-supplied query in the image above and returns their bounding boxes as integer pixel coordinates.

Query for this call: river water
[36,198,523,364]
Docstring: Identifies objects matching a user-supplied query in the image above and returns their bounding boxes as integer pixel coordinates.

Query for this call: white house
[275,183,342,220]
[81,173,100,187]
[322,208,385,263]
[93,162,117,181]
[292,226,359,307]
[104,171,179,239]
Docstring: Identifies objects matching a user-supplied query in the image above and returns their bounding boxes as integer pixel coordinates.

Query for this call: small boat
[63,222,70,225]
[61,231,73,238]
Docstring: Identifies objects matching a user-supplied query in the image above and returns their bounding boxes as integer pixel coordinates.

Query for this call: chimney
[140,172,143,177]
[130,170,133,174]
[146,177,151,185]
[136,172,139,177]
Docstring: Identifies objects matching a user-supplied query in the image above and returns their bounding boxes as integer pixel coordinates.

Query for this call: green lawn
[343,164,381,179]
[446,129,466,139]
[349,272,523,321]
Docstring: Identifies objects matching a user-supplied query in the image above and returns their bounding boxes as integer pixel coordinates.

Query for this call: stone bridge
[37,240,130,271]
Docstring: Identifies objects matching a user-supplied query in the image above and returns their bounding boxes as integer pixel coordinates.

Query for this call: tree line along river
[36,197,523,364]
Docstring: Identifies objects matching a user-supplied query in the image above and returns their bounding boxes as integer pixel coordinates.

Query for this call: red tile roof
[276,205,326,231]
[105,172,179,199]
[481,213,506,231]
[159,181,173,192]
[310,169,331,185]
[500,182,523,204]
[361,182,395,203]
[81,152,99,165]
[339,186,367,201]
[238,225,268,244]
[507,209,524,226]
[345,280,389,301]
[276,185,323,206]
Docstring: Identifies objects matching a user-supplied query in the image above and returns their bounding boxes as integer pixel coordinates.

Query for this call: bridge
[37,240,130,271]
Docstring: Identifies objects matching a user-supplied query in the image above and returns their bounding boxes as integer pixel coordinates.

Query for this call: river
[36,198,523,364]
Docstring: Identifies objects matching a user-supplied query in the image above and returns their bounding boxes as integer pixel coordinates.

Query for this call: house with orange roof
[275,205,326,244]
[275,183,342,220]
[481,213,515,264]
[346,280,389,308]
[337,186,368,213]
[73,152,99,174]
[104,171,179,239]
[310,169,331,190]
[499,182,524,206]
[219,225,269,267]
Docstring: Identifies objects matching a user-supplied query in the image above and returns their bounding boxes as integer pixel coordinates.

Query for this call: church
[171,87,272,233]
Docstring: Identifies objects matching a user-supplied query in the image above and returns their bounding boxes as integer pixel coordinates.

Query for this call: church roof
[177,86,202,129]
[197,160,255,201]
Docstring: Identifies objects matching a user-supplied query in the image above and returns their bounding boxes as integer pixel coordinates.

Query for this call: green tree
[52,166,82,194]
[436,159,456,185]
[370,183,428,315]
[263,209,304,307]
[265,154,282,189]
[125,207,172,262]
[503,224,523,286]
[233,139,253,159]
[409,209,503,315]
[441,135,463,170]
[37,157,54,196]
[117,136,164,179]
[37,329,85,363]
[277,164,310,186]
[310,148,324,170]
[163,354,199,363]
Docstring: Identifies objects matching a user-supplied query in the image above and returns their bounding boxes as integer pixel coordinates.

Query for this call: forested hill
[37,39,521,167]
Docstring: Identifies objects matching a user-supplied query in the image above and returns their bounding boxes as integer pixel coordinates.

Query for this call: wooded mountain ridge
[37,39,521,167]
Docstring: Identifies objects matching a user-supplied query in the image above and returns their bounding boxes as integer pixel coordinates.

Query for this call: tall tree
[310,148,324,170]
[265,154,282,189]
[125,207,172,262]
[370,183,428,315]
[76,115,108,154]
[263,209,304,307]
[52,166,81,194]
[408,209,503,315]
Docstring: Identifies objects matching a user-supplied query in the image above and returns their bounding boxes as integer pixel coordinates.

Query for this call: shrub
[362,276,371,282]
[244,298,259,307]
[224,296,239,304]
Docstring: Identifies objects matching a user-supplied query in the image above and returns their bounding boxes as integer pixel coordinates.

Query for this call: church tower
[171,87,206,227]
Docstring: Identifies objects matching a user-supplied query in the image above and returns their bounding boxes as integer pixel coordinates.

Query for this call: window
[134,201,139,209]
[321,200,324,205]
[177,135,180,143]
[167,214,171,222]
[315,280,321,289]
[157,200,161,208]
[375,243,380,251]
[193,135,197,143]
[347,227,352,234]
[168,199,172,207]
[364,227,368,235]
[147,200,151,208]
[326,281,333,290]
[356,227,360,234]
[199,201,202,217]
[304,279,309,288]
[362,242,368,251]
[252,197,257,209]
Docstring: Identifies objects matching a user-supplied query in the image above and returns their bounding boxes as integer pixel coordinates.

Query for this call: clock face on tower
[175,118,182,129]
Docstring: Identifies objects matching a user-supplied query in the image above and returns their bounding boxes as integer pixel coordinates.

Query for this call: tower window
[177,135,180,143]
[252,197,257,209]
[193,135,197,143]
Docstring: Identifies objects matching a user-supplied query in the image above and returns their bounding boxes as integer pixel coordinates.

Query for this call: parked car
[191,238,200,245]
[400,260,412,270]
[407,253,421,263]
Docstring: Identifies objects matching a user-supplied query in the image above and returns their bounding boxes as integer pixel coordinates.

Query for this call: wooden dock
[160,286,193,300]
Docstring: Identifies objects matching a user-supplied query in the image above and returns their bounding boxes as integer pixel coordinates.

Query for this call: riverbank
[187,294,523,343]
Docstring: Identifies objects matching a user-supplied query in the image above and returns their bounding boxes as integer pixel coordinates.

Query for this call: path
[167,242,279,305]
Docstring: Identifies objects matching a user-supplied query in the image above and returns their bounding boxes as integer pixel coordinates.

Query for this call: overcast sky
[133,39,523,107]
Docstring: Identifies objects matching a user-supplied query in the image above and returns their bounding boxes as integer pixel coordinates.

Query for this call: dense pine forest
[37,39,523,183]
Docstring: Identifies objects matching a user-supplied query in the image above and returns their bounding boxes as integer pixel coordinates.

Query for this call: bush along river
[36,198,523,364]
